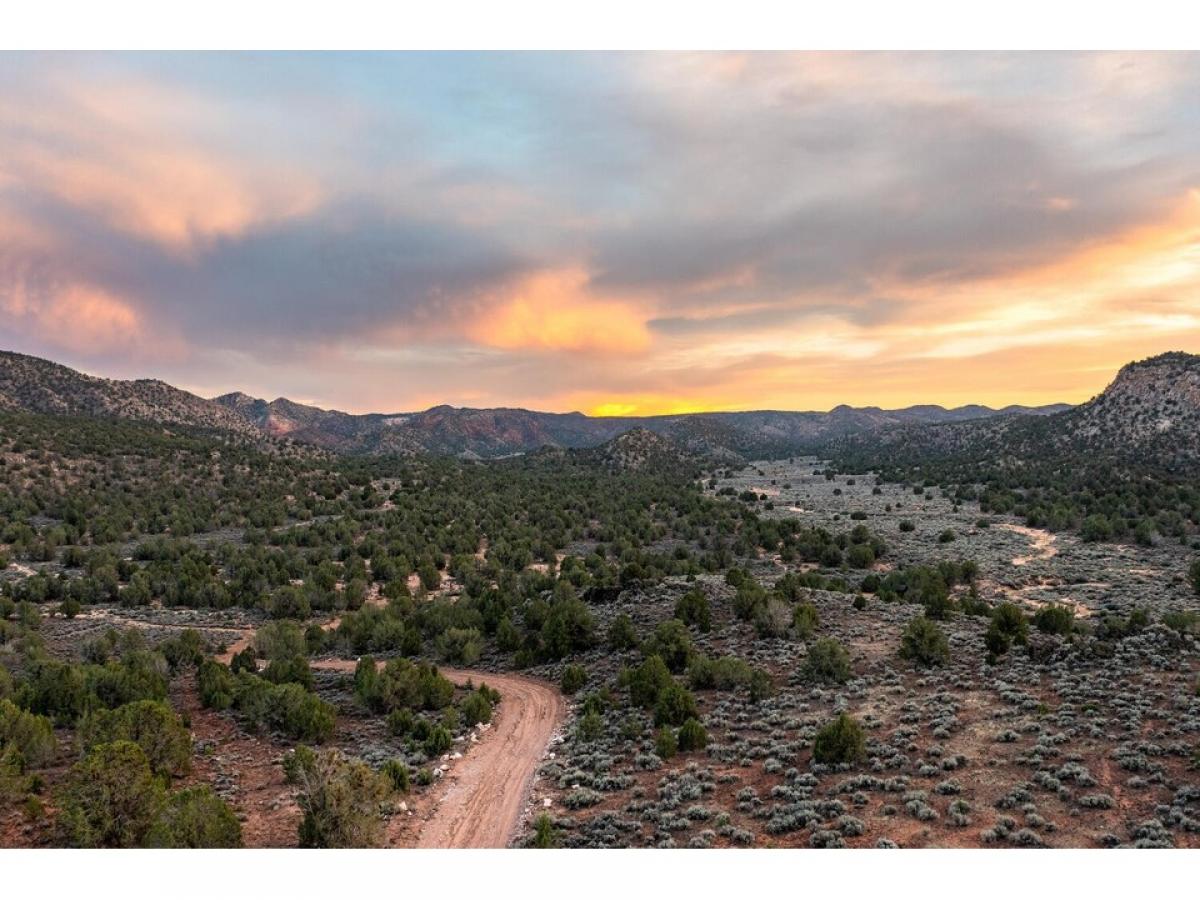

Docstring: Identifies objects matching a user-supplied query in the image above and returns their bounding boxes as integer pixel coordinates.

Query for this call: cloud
[468,267,652,355]
[0,277,161,357]
[1,52,1198,412]
[0,65,320,250]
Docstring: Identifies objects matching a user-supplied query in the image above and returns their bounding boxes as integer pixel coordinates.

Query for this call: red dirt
[310,659,566,848]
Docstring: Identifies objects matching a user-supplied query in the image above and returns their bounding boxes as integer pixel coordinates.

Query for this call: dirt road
[997,523,1058,565]
[311,659,565,848]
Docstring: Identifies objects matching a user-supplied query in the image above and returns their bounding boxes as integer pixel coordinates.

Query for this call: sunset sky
[2,51,1198,415]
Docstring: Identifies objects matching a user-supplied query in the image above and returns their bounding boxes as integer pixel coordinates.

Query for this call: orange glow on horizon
[468,267,653,356]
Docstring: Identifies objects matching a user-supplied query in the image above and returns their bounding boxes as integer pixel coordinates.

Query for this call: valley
[1,350,1199,849]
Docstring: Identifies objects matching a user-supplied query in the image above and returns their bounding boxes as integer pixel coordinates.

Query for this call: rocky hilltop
[1070,352,1200,449]
[838,351,1200,474]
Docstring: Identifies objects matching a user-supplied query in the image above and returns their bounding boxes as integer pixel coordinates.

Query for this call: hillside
[1068,352,1200,456]
[0,351,262,441]
[584,427,703,474]
[838,352,1200,476]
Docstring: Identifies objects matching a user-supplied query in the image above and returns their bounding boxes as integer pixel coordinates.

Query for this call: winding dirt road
[310,658,565,848]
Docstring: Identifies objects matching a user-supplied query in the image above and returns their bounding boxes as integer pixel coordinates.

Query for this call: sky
[1,51,1198,415]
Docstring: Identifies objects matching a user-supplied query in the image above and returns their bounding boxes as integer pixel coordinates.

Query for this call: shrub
[1033,604,1075,636]
[459,689,493,727]
[0,699,56,769]
[197,660,235,711]
[674,587,712,633]
[607,614,638,651]
[1189,559,1200,597]
[560,664,588,695]
[812,713,866,765]
[272,683,337,743]
[627,655,674,709]
[754,597,791,639]
[748,669,773,703]
[991,603,1029,645]
[496,615,521,652]
[655,726,678,759]
[158,629,206,671]
[80,700,191,778]
[938,529,956,544]
[576,710,603,743]
[846,543,875,569]
[677,718,708,752]
[899,520,915,533]
[423,725,453,757]
[381,759,410,793]
[144,785,242,848]
[1162,610,1200,636]
[803,638,852,684]
[687,655,753,691]
[229,646,257,675]
[654,682,699,727]
[532,812,558,848]
[56,741,166,848]
[283,744,317,784]
[1097,608,1151,640]
[984,624,1011,659]
[294,749,389,848]
[436,627,483,665]
[642,620,694,673]
[538,594,598,661]
[354,655,379,705]
[1081,514,1113,542]
[261,656,313,690]
[899,617,950,667]
[387,708,415,736]
[733,578,768,621]
[364,658,454,713]
[792,602,819,639]
[254,620,306,661]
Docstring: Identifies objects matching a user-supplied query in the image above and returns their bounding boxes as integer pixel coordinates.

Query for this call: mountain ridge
[0,347,1083,459]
